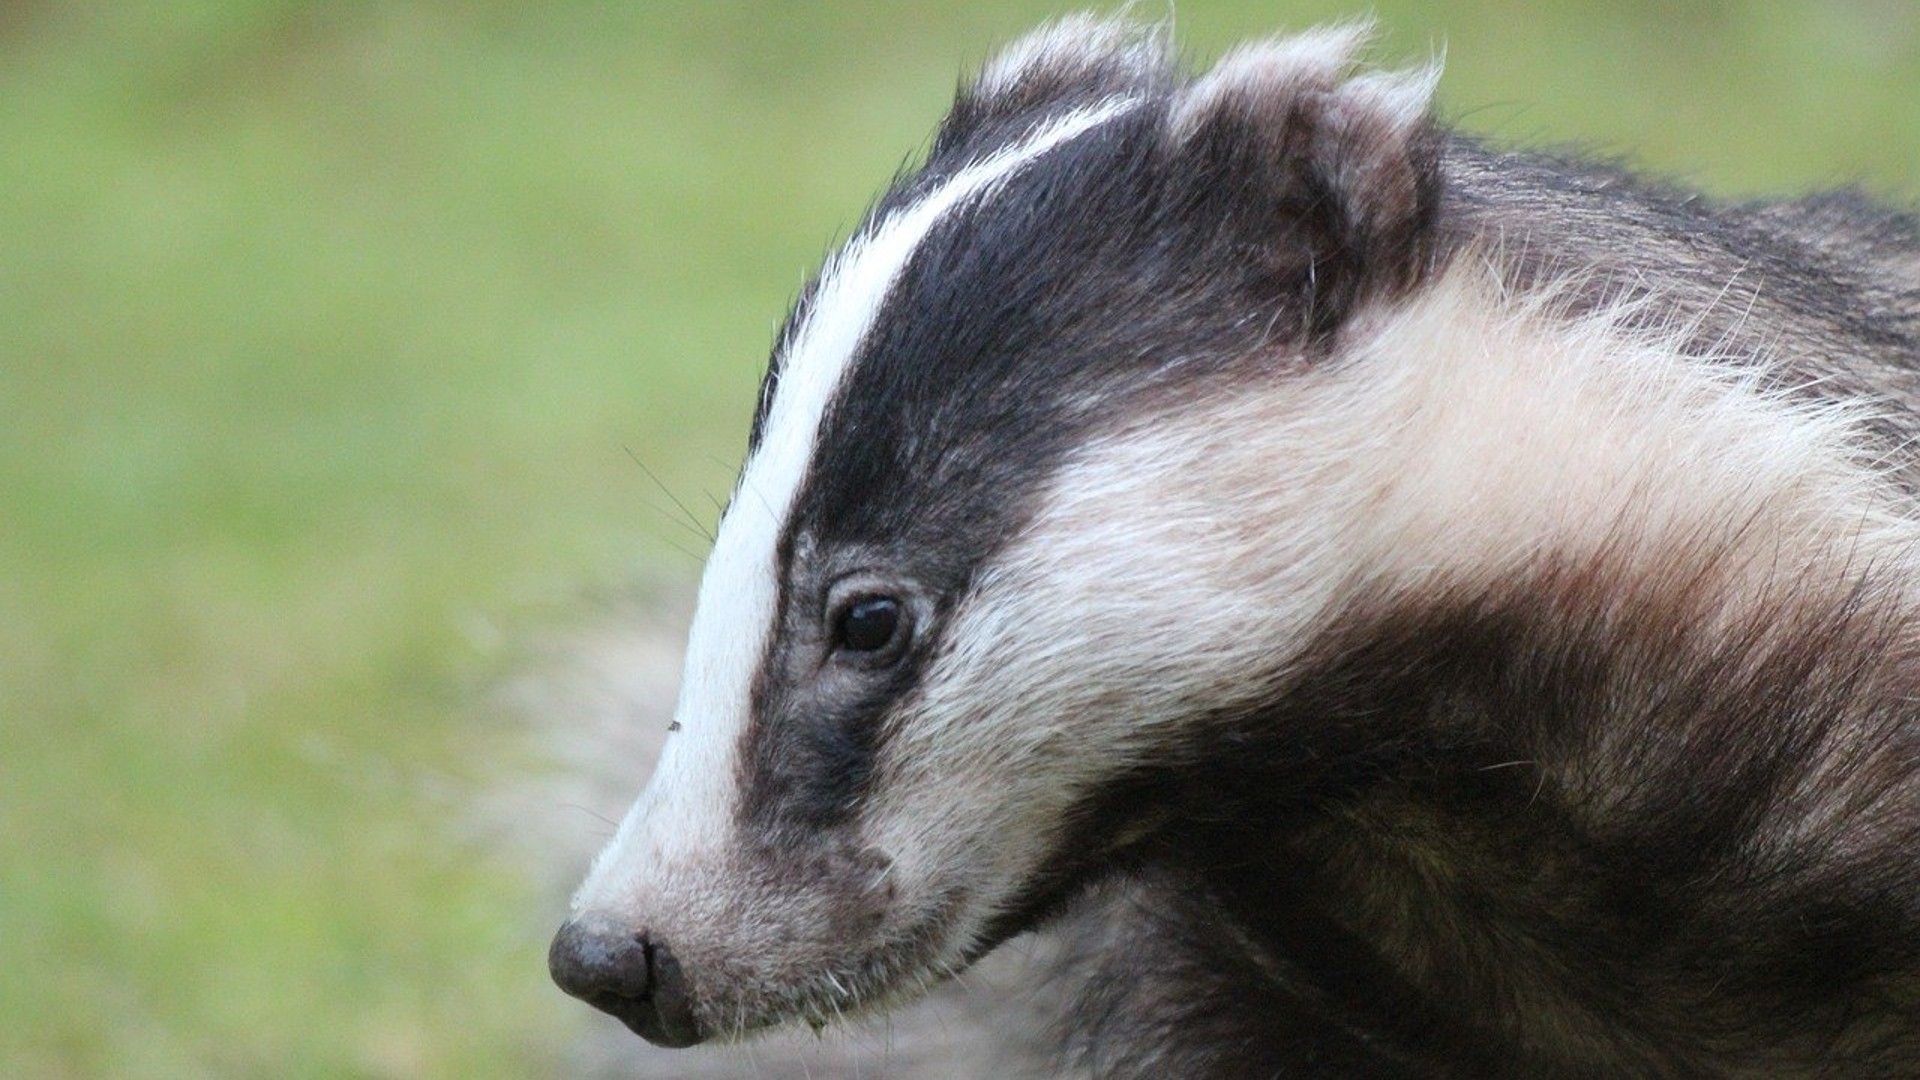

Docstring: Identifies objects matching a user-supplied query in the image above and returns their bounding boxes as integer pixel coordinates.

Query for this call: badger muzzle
[550,825,938,1047]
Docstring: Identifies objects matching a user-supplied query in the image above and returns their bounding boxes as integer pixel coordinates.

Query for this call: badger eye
[833,595,904,655]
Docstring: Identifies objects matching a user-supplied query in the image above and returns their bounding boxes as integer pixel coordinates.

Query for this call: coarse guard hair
[551,13,1920,1077]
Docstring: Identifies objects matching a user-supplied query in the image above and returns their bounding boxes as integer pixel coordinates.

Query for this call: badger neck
[1146,260,1920,1070]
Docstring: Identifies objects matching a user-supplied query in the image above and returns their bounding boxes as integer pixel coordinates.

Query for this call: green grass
[3,3,1915,1076]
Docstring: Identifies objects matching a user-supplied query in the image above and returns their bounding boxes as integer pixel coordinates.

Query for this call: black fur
[743,38,1446,836]
[720,24,1920,1077]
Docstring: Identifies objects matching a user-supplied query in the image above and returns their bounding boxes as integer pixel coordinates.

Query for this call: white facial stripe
[573,95,1142,911]
[978,12,1167,97]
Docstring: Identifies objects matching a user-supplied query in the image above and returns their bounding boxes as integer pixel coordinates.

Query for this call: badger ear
[937,13,1171,154]
[1170,25,1444,334]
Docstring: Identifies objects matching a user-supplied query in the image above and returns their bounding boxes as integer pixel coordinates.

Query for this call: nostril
[639,934,698,1043]
[547,918,705,1048]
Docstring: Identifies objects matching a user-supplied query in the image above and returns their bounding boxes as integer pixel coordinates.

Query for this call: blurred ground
[2,2,1915,1077]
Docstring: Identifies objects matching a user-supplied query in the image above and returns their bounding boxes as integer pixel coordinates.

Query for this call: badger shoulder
[1438,137,1920,375]
[1735,189,1920,309]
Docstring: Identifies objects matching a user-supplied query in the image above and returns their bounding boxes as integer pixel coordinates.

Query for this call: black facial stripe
[740,614,935,831]
[736,74,1448,835]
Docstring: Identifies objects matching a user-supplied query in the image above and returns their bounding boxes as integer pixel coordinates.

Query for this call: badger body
[549,17,1920,1077]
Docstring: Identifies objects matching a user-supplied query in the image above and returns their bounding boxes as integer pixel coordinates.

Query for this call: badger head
[550,15,1443,1047]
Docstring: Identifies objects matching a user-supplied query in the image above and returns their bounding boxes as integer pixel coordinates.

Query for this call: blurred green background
[3,2,1915,1077]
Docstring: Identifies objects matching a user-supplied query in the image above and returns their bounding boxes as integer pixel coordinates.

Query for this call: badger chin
[718,867,1108,1044]
[703,902,989,1047]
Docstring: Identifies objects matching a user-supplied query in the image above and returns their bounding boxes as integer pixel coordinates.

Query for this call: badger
[548,14,1920,1077]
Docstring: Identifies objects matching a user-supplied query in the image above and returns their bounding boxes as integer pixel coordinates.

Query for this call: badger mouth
[692,865,1107,1045]
[710,888,983,1044]
[570,799,1147,1046]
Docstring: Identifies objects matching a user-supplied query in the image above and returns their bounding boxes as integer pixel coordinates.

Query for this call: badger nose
[548,918,704,1047]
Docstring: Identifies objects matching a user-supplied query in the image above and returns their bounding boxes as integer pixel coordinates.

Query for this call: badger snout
[547,917,704,1047]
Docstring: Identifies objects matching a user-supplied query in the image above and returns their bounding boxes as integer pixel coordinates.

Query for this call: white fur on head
[1170,21,1377,137]
[977,11,1170,99]
[570,94,1145,916]
[1339,62,1445,132]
